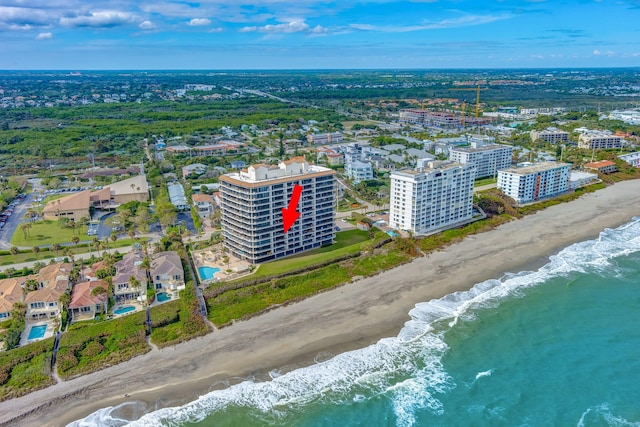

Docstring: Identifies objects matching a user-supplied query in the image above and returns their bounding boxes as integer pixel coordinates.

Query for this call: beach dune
[1,180,639,427]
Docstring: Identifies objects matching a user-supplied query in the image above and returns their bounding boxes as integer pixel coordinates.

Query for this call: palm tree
[19,223,30,240]
[32,246,40,256]
[51,243,61,256]
[9,246,18,260]
[71,236,80,246]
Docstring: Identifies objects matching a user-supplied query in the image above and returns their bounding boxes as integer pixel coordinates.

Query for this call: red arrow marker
[282,184,303,234]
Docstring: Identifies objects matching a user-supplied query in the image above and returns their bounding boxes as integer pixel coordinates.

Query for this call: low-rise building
[584,160,618,174]
[497,162,571,204]
[113,251,146,304]
[168,182,189,211]
[345,160,374,183]
[69,280,108,322]
[192,193,214,218]
[151,252,185,293]
[619,152,640,168]
[578,131,623,150]
[0,278,23,320]
[389,161,475,234]
[569,171,599,190]
[181,163,207,178]
[530,127,569,143]
[42,190,91,221]
[307,132,343,145]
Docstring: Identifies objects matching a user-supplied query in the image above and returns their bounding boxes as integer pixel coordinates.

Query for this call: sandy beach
[1,180,639,427]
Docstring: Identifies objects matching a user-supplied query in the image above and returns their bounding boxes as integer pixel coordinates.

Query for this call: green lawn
[0,338,55,402]
[0,238,140,266]
[10,220,83,246]
[474,177,497,187]
[248,229,379,279]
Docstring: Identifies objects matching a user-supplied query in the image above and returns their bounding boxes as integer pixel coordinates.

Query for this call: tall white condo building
[389,161,475,234]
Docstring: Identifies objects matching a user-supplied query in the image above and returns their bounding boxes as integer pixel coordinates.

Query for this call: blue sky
[1,0,640,69]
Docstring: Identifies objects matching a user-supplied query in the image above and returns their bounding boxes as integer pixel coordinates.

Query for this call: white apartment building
[449,142,513,179]
[389,161,475,234]
[497,162,571,204]
[530,127,569,143]
[307,132,343,145]
[578,131,623,149]
[345,160,374,183]
[619,151,640,168]
[220,157,336,264]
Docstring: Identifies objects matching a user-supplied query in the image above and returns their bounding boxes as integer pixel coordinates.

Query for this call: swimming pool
[386,230,399,237]
[156,292,172,302]
[27,324,47,340]
[113,305,135,315]
[198,266,221,280]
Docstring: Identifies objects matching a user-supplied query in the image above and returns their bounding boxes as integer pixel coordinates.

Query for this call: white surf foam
[70,218,640,427]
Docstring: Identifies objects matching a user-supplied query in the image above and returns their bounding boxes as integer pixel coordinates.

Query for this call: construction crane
[449,82,487,118]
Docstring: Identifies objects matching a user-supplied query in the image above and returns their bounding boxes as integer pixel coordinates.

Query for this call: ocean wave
[69,217,640,427]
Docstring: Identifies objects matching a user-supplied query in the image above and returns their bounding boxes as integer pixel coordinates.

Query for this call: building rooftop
[221,158,334,187]
[501,161,571,175]
[584,160,616,168]
[450,143,512,153]
[42,190,91,215]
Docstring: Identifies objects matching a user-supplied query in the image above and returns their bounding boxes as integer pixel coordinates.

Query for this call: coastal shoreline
[1,179,639,427]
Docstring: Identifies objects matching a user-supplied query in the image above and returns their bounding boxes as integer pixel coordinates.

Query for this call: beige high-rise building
[220,157,336,264]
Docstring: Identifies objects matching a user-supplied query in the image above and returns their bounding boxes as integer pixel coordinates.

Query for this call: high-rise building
[449,141,513,179]
[389,161,475,234]
[497,162,571,204]
[220,157,336,264]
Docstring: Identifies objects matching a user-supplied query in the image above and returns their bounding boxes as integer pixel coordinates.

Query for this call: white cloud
[139,20,155,30]
[208,27,223,33]
[36,31,52,40]
[593,49,601,55]
[240,20,312,34]
[350,13,510,33]
[8,23,32,30]
[188,18,211,26]
[0,6,51,26]
[60,10,137,28]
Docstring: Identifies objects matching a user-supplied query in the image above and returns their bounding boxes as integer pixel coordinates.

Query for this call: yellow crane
[449,82,487,118]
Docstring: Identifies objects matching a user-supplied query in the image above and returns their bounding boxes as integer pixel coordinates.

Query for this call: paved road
[0,192,35,249]
[0,246,134,273]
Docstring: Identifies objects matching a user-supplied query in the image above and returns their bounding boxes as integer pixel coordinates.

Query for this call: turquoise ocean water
[71,217,640,427]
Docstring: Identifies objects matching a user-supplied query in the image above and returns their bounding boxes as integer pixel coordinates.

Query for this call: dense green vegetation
[150,285,210,348]
[57,312,149,379]
[206,237,415,326]
[0,338,55,401]
[0,98,344,173]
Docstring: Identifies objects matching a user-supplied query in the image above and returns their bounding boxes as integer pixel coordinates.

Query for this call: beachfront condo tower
[389,161,475,234]
[219,157,336,264]
[497,161,571,204]
[449,140,513,179]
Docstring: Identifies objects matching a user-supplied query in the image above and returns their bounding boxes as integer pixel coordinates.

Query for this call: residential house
[113,251,147,304]
[24,263,72,320]
[0,278,24,320]
[192,193,214,218]
[181,163,207,178]
[69,280,108,322]
[151,252,185,293]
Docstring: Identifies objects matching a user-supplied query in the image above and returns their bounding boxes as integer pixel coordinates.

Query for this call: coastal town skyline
[3,0,640,69]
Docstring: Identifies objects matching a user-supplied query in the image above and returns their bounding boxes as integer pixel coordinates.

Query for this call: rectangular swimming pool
[27,324,47,340]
